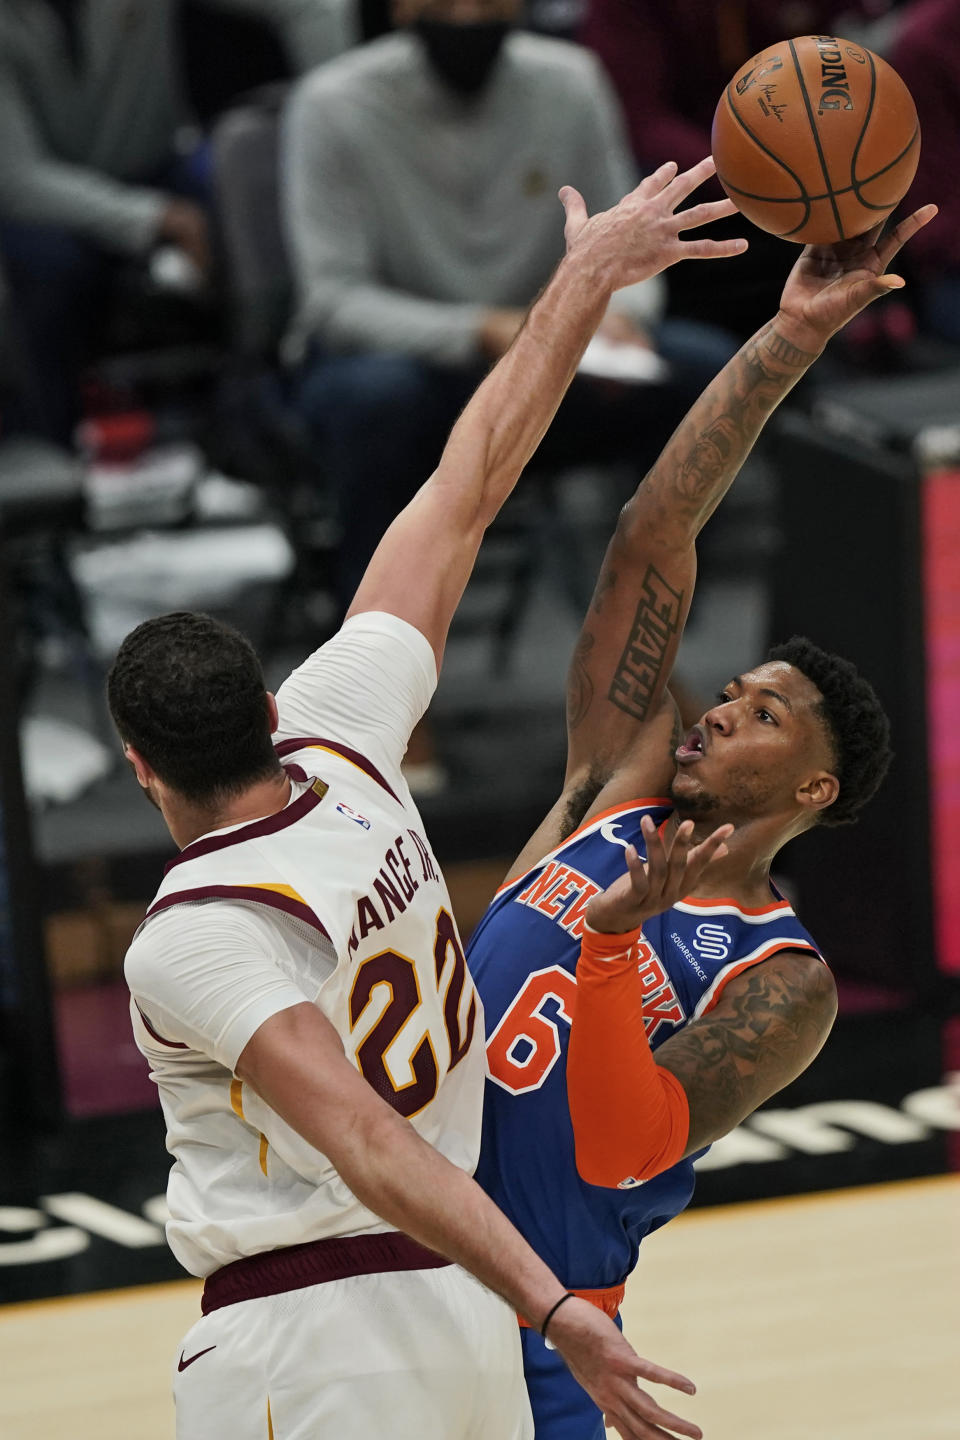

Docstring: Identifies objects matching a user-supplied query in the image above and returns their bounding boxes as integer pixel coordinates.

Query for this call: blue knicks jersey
[468,799,823,1291]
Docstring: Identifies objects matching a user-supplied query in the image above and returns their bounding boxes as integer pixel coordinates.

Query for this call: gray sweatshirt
[0,0,355,254]
[283,30,665,367]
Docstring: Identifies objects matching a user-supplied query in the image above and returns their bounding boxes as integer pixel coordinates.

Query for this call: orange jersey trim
[676,894,794,916]
[518,1282,626,1328]
[697,941,823,1017]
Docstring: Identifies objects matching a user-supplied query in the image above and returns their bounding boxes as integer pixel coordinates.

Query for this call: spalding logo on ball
[712,34,920,244]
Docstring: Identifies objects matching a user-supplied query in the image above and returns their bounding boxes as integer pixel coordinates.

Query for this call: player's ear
[124,744,154,790]
[266,692,280,735]
[796,770,839,816]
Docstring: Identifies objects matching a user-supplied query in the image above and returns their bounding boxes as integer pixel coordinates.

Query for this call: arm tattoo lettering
[763,329,819,368]
[567,629,596,731]
[656,955,837,1153]
[608,565,683,721]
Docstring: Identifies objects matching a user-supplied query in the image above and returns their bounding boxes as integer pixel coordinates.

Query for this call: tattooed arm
[566,944,837,1187]
[502,205,937,884]
[505,321,820,883]
[656,950,838,1155]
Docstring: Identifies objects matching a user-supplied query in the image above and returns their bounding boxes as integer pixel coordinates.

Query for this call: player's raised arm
[516,203,939,876]
[346,157,745,669]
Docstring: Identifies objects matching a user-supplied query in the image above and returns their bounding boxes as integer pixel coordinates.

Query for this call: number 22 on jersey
[348,908,477,1117]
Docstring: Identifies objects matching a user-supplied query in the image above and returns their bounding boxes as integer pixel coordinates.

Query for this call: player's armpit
[499,693,679,892]
[567,925,691,1189]
[654,950,838,1155]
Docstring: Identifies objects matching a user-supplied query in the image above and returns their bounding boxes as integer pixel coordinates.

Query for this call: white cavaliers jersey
[124,612,486,1278]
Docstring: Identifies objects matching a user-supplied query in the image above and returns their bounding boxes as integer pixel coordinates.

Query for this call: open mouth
[675,725,706,763]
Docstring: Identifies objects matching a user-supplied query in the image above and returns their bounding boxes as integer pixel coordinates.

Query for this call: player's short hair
[107,611,282,805]
[767,635,892,827]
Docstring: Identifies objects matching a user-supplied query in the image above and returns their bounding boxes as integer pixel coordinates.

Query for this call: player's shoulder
[125,895,267,993]
[670,890,821,951]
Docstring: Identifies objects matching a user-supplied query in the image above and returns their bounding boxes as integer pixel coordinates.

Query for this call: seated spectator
[892,0,960,346]
[283,0,737,611]
[0,0,355,446]
[581,0,890,339]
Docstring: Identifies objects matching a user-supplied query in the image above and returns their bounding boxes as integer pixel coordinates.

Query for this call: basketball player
[467,201,938,1439]
[110,159,746,1440]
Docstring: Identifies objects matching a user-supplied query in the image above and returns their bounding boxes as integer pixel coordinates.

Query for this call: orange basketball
[711,34,920,244]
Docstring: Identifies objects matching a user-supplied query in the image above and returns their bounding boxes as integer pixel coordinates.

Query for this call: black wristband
[541,1291,576,1338]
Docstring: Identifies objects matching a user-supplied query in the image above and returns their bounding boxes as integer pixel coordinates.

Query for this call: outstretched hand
[559,156,747,293]
[549,1296,702,1440]
[586,816,733,935]
[777,203,939,350]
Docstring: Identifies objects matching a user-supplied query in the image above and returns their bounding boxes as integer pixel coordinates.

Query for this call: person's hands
[157,197,212,276]
[548,1297,702,1440]
[559,157,746,294]
[585,816,732,934]
[477,306,527,359]
[775,203,939,353]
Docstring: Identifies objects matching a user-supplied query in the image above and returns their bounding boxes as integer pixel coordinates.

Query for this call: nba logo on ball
[712,34,920,244]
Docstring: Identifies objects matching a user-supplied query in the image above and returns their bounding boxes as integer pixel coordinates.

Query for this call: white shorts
[173,1262,534,1440]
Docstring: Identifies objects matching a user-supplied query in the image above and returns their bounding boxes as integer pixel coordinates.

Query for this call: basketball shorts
[173,1259,534,1439]
[521,1320,610,1440]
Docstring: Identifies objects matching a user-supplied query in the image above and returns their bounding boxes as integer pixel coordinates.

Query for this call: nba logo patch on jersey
[336,802,371,829]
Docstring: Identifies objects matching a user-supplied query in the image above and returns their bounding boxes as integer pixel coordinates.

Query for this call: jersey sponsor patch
[692,922,732,962]
[336,802,371,829]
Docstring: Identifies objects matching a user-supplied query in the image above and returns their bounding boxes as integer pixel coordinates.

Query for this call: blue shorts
[521,1325,606,1440]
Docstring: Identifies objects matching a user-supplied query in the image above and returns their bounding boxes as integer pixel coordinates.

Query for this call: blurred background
[0,0,957,1388]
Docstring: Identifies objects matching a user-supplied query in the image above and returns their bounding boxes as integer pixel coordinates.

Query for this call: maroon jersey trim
[135,1002,189,1050]
[164,778,327,875]
[201,1231,450,1314]
[146,883,332,942]
[273,735,401,805]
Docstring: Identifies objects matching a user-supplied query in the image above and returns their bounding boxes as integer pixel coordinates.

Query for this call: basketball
[711,35,920,244]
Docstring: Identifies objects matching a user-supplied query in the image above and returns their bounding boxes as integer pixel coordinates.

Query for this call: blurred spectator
[0,0,356,445]
[892,0,960,346]
[284,0,736,609]
[581,0,890,338]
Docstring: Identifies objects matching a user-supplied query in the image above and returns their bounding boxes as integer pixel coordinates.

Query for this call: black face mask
[414,19,510,97]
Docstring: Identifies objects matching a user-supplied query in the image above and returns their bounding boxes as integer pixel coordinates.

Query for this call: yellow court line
[0,1275,201,1321]
[0,1172,955,1321]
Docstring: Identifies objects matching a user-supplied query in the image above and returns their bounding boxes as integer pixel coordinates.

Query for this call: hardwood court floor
[1,1176,956,1440]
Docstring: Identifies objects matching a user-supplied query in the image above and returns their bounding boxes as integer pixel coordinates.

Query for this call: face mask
[413,19,510,97]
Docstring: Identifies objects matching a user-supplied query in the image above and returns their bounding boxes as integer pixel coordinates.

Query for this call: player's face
[669,662,836,824]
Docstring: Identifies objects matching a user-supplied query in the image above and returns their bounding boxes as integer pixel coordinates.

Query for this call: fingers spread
[664,155,717,207]
[679,236,749,260]
[637,160,679,198]
[613,1386,704,1440]
[638,815,664,892]
[877,202,938,267]
[675,197,738,231]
